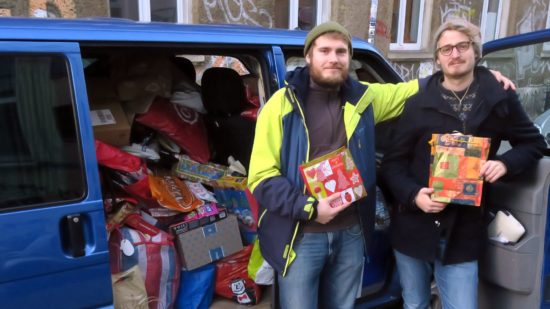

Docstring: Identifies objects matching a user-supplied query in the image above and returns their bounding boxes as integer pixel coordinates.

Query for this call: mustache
[449,60,465,65]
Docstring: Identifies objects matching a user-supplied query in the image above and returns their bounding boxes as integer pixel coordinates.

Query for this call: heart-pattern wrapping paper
[300,147,367,207]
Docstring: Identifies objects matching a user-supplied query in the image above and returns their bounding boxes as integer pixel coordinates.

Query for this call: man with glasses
[380,19,545,309]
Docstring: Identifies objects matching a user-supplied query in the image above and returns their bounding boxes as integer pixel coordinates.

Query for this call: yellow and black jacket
[248,66,420,276]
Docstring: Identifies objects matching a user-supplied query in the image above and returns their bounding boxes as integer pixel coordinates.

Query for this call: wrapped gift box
[300,147,366,207]
[429,133,491,206]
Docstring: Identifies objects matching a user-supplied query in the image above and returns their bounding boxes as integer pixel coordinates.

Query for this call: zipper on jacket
[280,86,311,276]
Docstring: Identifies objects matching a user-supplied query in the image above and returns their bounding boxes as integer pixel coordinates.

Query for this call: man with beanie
[248,21,512,308]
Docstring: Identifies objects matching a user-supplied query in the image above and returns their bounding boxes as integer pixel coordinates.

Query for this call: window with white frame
[110,0,189,23]
[480,0,503,43]
[275,0,329,30]
[109,0,328,29]
[390,0,425,50]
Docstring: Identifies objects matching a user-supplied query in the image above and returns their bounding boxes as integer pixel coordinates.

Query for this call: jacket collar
[418,66,510,133]
[285,66,368,109]
[418,66,508,110]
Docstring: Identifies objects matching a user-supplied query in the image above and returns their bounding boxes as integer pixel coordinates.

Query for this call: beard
[309,65,348,88]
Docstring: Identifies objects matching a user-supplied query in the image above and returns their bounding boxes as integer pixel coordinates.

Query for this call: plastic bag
[247,238,274,285]
[95,140,153,204]
[215,245,261,305]
[112,265,149,309]
[109,219,180,309]
[135,97,210,163]
[149,175,203,212]
[176,264,215,309]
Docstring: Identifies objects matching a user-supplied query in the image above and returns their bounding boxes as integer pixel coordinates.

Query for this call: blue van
[0,17,549,308]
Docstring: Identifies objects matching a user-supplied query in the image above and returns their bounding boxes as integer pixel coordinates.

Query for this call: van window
[81,47,267,169]
[482,41,550,149]
[189,55,251,84]
[482,42,550,122]
[0,55,85,210]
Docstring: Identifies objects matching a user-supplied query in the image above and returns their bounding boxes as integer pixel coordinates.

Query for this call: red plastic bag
[215,245,261,305]
[240,107,259,121]
[95,140,153,203]
[135,97,210,163]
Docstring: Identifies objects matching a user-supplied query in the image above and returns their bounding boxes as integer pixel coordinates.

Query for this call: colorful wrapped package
[429,133,491,206]
[300,147,367,208]
[211,176,258,237]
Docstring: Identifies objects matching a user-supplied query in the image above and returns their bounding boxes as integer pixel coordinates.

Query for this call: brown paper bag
[112,265,149,309]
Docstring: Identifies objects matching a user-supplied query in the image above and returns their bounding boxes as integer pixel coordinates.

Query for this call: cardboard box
[173,214,243,270]
[90,100,131,147]
[169,206,228,234]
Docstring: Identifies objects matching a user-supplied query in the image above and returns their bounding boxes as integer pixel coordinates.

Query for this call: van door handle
[63,214,85,257]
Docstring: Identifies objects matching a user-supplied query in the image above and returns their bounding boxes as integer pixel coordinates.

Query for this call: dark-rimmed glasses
[437,41,472,56]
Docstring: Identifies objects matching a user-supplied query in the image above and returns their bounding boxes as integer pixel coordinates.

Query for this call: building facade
[2,0,549,81]
[382,0,550,80]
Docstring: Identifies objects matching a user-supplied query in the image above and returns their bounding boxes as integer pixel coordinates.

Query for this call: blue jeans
[394,249,478,309]
[278,224,364,309]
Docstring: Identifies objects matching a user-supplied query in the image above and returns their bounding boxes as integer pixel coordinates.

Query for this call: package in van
[109,223,180,309]
[149,175,203,213]
[90,100,132,147]
[215,245,262,305]
[95,140,153,203]
[135,97,210,163]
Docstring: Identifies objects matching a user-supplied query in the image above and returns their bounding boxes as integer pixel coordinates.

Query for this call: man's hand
[489,69,516,91]
[415,188,447,213]
[314,192,352,224]
[480,160,507,183]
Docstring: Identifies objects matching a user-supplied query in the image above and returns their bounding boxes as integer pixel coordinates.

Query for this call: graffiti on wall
[515,45,550,80]
[375,20,390,40]
[203,0,273,28]
[392,61,434,81]
[440,0,475,22]
[30,0,76,18]
[516,0,548,34]
[484,41,550,121]
[517,85,547,120]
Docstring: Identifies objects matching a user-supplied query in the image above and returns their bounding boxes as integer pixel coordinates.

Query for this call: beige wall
[372,0,391,56]
[0,0,108,17]
[330,0,371,40]
[73,0,109,18]
[194,0,276,28]
[508,0,550,35]
[0,1,29,16]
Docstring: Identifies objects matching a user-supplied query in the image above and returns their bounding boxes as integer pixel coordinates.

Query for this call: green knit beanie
[303,21,353,56]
